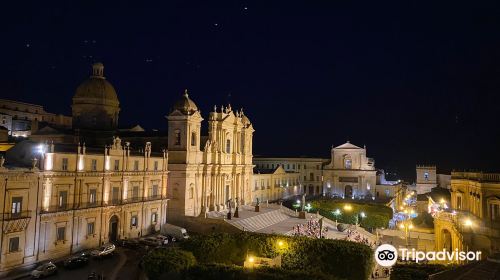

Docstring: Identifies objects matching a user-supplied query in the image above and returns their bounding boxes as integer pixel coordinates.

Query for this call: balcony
[40,205,73,214]
[0,211,32,221]
[1,211,32,234]
[144,195,163,202]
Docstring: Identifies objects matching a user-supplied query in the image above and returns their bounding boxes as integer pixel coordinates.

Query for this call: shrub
[142,248,196,279]
[337,223,349,232]
[180,232,373,280]
[185,264,340,280]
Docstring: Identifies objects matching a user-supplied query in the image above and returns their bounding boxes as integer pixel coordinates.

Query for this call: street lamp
[399,221,413,247]
[343,204,352,211]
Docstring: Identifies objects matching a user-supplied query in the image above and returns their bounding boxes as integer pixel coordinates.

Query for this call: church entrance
[109,215,119,242]
[442,229,452,251]
[344,185,353,198]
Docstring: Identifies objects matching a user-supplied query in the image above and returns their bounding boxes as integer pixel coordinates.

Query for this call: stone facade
[323,142,376,199]
[0,139,168,272]
[434,172,500,260]
[415,165,437,194]
[252,166,301,202]
[0,99,71,138]
[166,92,254,221]
[253,158,325,196]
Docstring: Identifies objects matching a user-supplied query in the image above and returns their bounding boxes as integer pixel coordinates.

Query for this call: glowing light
[77,157,84,171]
[296,199,300,204]
[440,198,445,204]
[409,224,414,229]
[37,144,45,154]
[464,219,473,227]
[343,204,352,211]
[248,256,254,263]
[278,240,284,247]
[360,212,366,218]
[399,224,405,229]
[333,209,341,215]
[44,153,53,171]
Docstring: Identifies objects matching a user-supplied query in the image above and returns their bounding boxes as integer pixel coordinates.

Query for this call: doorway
[109,215,119,242]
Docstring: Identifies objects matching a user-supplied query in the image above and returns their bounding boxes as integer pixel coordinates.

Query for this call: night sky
[1,1,500,181]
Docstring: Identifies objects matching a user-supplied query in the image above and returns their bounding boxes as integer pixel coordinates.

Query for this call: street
[17,246,144,280]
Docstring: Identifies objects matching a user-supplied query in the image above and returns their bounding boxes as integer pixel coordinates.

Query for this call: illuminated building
[434,172,500,260]
[252,165,301,202]
[0,139,168,272]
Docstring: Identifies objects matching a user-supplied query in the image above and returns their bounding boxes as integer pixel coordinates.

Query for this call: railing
[451,172,500,182]
[40,205,73,213]
[0,211,32,220]
[144,195,163,202]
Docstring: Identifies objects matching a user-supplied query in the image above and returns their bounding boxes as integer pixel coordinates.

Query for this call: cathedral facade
[166,91,254,220]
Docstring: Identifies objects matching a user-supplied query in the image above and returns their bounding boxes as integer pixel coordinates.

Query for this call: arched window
[174,130,181,145]
[226,139,231,153]
[191,132,196,146]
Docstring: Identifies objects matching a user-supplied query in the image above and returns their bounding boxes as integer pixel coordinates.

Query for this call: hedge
[185,264,340,280]
[143,248,196,279]
[180,232,373,280]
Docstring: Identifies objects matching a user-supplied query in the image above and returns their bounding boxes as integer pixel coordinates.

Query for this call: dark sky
[1,1,500,181]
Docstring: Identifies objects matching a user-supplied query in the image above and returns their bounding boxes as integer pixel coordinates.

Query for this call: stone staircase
[225,208,292,232]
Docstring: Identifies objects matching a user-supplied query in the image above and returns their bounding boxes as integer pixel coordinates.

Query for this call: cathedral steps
[225,207,292,232]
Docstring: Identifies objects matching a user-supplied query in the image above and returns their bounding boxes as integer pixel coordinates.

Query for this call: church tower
[166,90,204,220]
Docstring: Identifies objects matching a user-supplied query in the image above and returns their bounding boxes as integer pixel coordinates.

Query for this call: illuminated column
[103,178,110,203]
[122,178,129,200]
[44,153,54,171]
[42,178,52,211]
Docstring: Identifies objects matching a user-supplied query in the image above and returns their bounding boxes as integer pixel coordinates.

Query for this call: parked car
[119,238,140,249]
[63,253,89,269]
[31,262,57,278]
[91,244,115,257]
[161,224,189,240]
[140,236,161,247]
[155,235,169,245]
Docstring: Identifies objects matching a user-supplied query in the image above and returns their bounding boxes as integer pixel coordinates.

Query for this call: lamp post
[399,221,413,247]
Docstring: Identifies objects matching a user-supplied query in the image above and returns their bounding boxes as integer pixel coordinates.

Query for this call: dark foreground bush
[143,248,196,279]
[180,232,373,280]
[185,264,341,280]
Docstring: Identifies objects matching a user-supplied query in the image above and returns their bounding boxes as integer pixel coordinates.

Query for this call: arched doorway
[345,185,353,198]
[442,229,452,251]
[109,215,119,242]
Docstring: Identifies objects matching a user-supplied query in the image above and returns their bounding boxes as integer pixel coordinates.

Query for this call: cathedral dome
[173,90,198,114]
[73,63,119,107]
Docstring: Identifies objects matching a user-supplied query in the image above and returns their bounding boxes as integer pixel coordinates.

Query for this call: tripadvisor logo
[374,244,482,267]
[375,244,398,267]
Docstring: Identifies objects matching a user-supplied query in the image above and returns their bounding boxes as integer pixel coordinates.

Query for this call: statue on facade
[301,194,306,212]
[255,197,260,212]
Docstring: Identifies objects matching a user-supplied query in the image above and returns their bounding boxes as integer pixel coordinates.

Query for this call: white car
[91,244,115,257]
[31,262,57,278]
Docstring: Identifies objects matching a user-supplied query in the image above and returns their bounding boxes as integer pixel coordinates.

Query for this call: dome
[73,63,119,107]
[173,89,198,115]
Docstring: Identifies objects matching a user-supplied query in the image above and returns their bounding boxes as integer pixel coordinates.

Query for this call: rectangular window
[11,197,22,218]
[87,222,95,235]
[154,161,158,171]
[57,226,66,241]
[304,176,307,181]
[112,187,120,204]
[254,181,258,191]
[310,173,314,181]
[151,213,157,224]
[114,160,120,171]
[62,158,68,171]
[91,159,97,171]
[134,160,139,171]
[59,191,68,209]
[133,186,139,200]
[131,215,138,227]
[152,185,159,197]
[316,176,320,181]
[89,189,97,205]
[287,164,290,169]
[9,237,19,253]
